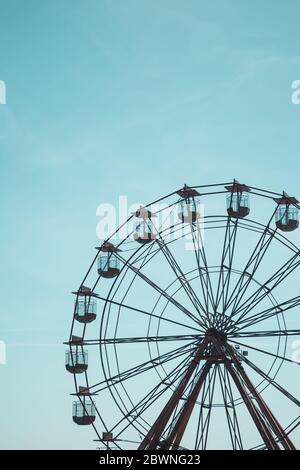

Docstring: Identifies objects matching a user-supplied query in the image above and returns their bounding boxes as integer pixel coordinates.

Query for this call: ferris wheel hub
[205,328,227,342]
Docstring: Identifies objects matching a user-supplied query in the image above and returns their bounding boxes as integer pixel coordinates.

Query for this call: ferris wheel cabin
[225,181,250,219]
[74,297,97,323]
[274,192,299,232]
[177,186,201,223]
[96,242,121,278]
[65,348,88,374]
[133,207,157,244]
[73,400,96,426]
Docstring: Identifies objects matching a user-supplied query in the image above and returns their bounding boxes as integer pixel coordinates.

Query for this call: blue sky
[1,0,300,449]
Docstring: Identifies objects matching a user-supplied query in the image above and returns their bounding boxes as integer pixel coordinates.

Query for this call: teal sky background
[1,0,300,449]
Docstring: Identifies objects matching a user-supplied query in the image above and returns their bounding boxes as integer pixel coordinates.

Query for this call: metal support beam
[138,336,210,449]
[161,361,211,449]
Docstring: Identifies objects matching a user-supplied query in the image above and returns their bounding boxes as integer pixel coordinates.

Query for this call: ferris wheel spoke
[249,415,300,449]
[194,367,215,450]
[282,415,300,438]
[138,336,212,449]
[130,222,195,271]
[115,252,205,328]
[249,414,300,448]
[191,244,211,322]
[225,362,280,449]
[112,348,194,436]
[224,342,296,450]
[234,295,300,331]
[229,328,300,338]
[92,341,195,393]
[136,216,200,264]
[194,365,215,449]
[237,218,300,254]
[224,208,278,317]
[156,236,210,325]
[217,366,243,450]
[94,293,201,332]
[228,339,298,366]
[196,365,218,449]
[111,351,194,440]
[83,334,201,345]
[203,366,218,450]
[217,366,235,449]
[231,250,300,325]
[228,232,275,316]
[160,362,212,450]
[158,360,210,450]
[224,366,244,449]
[162,356,207,439]
[215,217,239,314]
[239,354,300,408]
[190,224,216,321]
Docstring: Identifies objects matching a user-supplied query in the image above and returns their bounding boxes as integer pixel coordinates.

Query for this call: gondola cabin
[177,186,201,223]
[274,192,299,232]
[65,348,88,374]
[225,181,250,219]
[133,206,157,244]
[96,242,121,278]
[75,297,97,323]
[73,400,96,425]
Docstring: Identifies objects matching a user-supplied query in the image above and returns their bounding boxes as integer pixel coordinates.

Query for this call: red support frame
[138,331,296,450]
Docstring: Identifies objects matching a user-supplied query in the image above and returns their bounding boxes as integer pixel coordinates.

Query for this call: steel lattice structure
[65,180,300,450]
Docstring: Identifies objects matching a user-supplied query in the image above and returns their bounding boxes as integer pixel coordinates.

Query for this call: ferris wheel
[65,180,300,450]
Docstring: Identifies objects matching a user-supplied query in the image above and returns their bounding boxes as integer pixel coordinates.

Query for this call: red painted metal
[138,336,210,450]
[161,362,211,449]
[227,346,296,450]
[138,331,296,450]
[177,185,200,198]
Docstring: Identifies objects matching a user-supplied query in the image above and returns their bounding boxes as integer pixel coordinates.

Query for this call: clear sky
[1,0,300,449]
